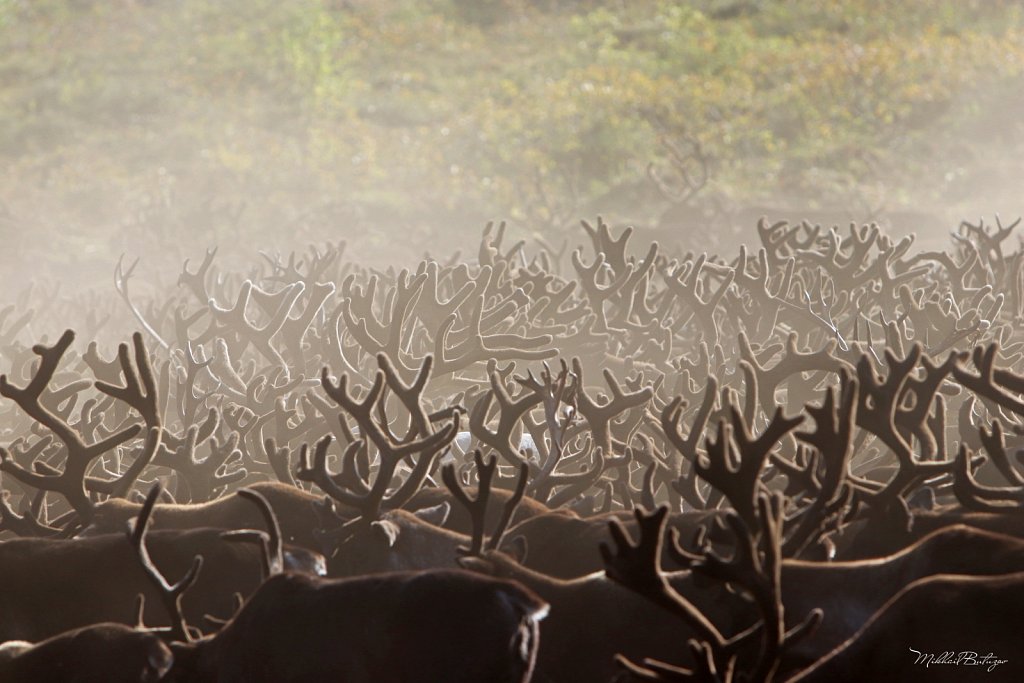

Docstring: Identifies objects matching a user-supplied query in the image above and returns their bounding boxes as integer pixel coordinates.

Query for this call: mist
[1,3,1024,682]
[2,0,1022,289]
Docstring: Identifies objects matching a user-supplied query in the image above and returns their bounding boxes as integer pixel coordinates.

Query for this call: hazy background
[2,0,1023,285]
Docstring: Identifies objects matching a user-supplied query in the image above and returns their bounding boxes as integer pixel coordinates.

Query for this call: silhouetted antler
[442,449,528,556]
[698,404,803,530]
[600,506,726,648]
[128,483,203,642]
[303,354,460,519]
[0,330,144,522]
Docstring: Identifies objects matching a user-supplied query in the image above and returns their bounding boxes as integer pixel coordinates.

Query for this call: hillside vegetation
[1,0,1023,273]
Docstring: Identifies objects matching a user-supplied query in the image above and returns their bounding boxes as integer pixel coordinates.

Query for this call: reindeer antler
[128,483,203,642]
[442,449,529,556]
[0,331,145,522]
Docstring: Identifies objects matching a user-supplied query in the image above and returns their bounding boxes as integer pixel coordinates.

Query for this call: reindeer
[109,484,550,683]
[4,204,1024,682]
[0,623,172,683]
[0,487,324,642]
[792,570,1024,682]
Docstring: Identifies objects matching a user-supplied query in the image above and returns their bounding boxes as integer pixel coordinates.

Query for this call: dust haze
[4,3,1024,682]
[1,0,1022,293]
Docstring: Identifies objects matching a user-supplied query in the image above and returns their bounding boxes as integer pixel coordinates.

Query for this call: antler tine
[431,289,556,375]
[516,358,575,488]
[894,351,959,461]
[953,343,1024,417]
[748,495,822,679]
[179,247,218,303]
[853,343,951,500]
[698,403,803,530]
[667,492,822,681]
[573,357,653,456]
[469,370,541,467]
[323,363,458,460]
[777,372,860,556]
[570,237,638,333]
[978,419,1024,487]
[664,254,735,348]
[613,653,704,682]
[88,425,165,499]
[739,330,852,416]
[441,449,497,557]
[600,506,726,648]
[295,435,373,510]
[321,354,462,519]
[114,255,170,350]
[662,379,716,461]
[128,483,203,642]
[236,488,284,577]
[486,461,530,552]
[953,440,1024,511]
[1,330,143,522]
[0,484,61,537]
[667,502,765,594]
[376,352,435,440]
[662,379,718,510]
[2,330,78,438]
[319,367,385,418]
[261,436,296,487]
[795,370,858,501]
[952,444,1021,512]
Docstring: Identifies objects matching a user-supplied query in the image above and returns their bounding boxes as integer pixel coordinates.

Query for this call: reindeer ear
[148,645,174,678]
[505,535,528,563]
[283,548,328,577]
[907,486,936,511]
[412,501,450,528]
[457,555,496,574]
[371,520,401,547]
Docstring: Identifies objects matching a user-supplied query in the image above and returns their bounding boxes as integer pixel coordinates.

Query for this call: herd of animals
[0,215,1023,681]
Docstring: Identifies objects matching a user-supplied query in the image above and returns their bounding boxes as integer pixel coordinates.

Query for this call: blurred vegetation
[1,0,1023,270]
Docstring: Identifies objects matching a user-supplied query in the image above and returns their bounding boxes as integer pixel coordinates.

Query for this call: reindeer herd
[0,215,1022,681]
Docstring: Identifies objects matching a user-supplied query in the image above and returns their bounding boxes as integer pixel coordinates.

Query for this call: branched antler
[698,404,804,530]
[0,331,143,522]
[128,483,203,642]
[442,449,529,556]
